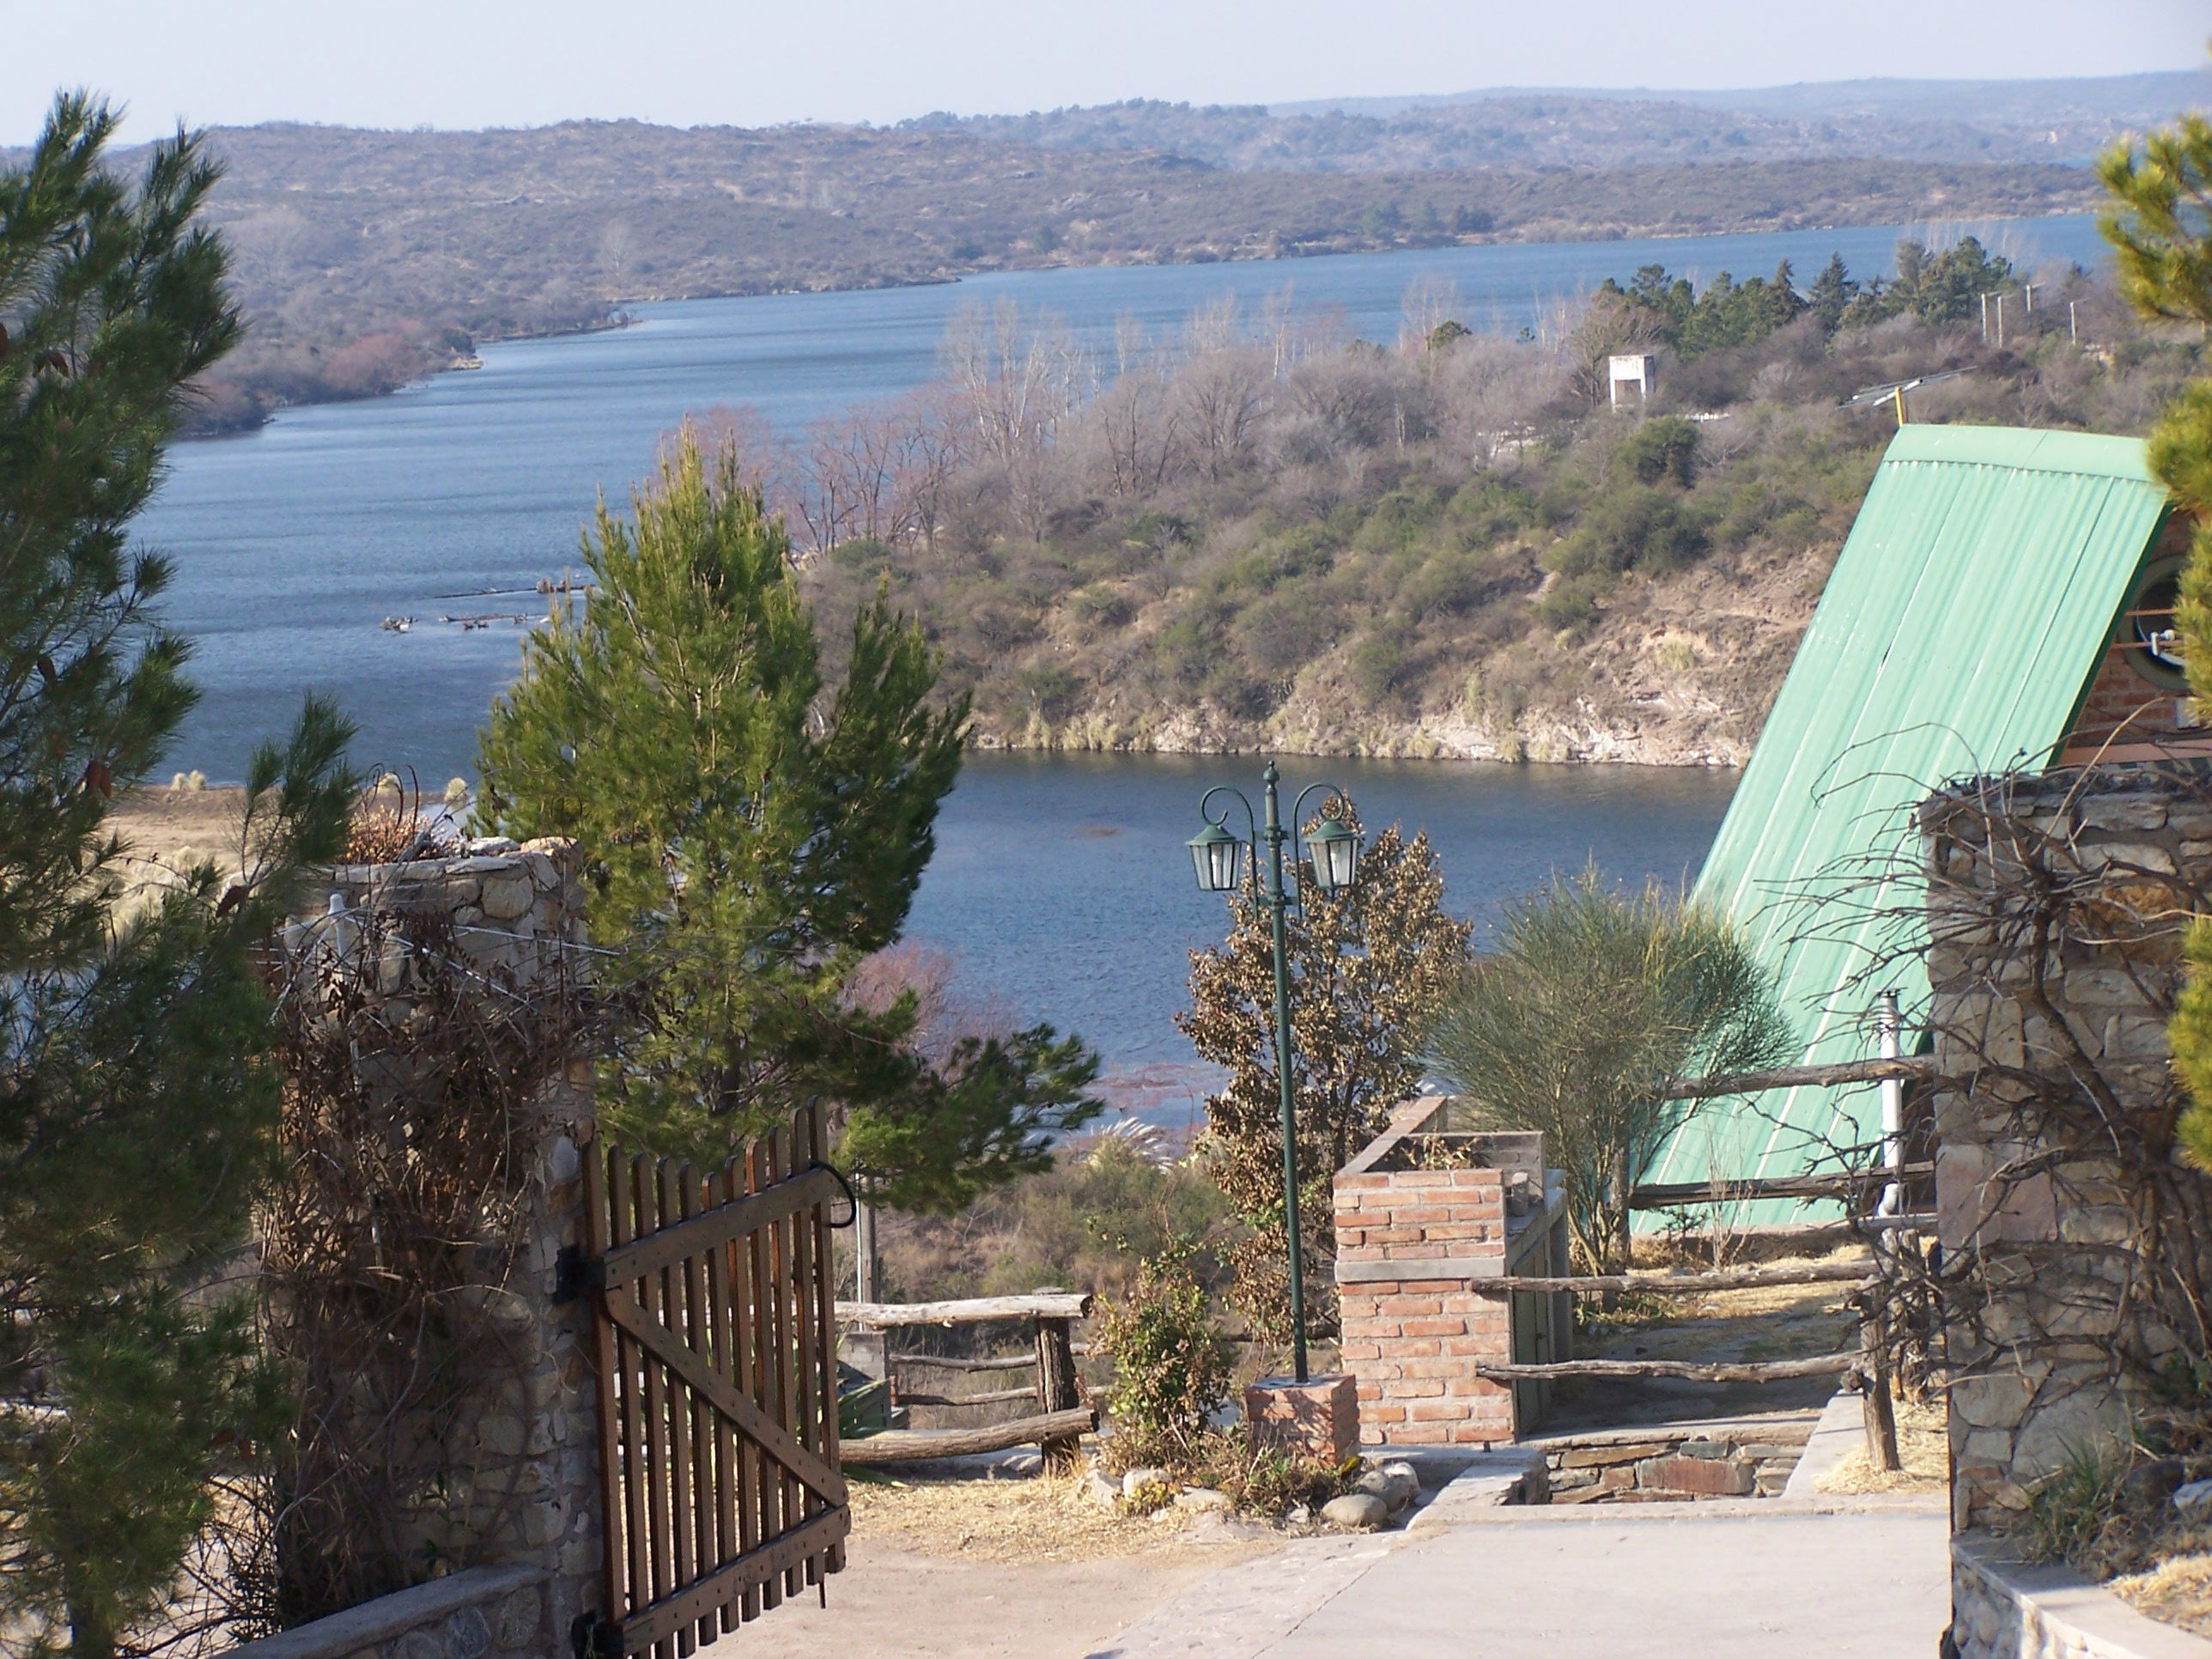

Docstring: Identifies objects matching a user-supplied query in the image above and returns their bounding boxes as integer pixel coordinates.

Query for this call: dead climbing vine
[1794,761,2212,1515]
[256,855,593,1626]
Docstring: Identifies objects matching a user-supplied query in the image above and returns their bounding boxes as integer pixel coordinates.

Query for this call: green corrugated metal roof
[1646,424,2168,1200]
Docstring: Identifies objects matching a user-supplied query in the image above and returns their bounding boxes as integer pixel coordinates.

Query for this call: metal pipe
[1875,989,1904,1217]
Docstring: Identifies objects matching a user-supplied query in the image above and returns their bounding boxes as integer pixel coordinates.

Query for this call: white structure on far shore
[1608,353,1656,410]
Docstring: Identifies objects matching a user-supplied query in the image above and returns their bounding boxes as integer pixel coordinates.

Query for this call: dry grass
[1581,1245,1872,1366]
[2115,1552,2212,1638]
[1815,1400,1947,1495]
[848,1466,1195,1565]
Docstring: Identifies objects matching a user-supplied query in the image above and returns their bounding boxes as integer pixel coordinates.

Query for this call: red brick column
[1243,1373,1359,1464]
[1334,1166,1516,1447]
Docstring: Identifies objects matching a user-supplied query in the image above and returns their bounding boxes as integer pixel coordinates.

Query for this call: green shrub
[1094,1239,1234,1473]
[830,535,896,573]
[1618,416,1701,488]
[1551,487,1710,578]
[1535,574,1602,631]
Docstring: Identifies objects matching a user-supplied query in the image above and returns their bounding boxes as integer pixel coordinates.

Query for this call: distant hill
[15,72,2136,433]
[927,70,2211,173]
[154,117,2092,434]
[1273,69,2212,128]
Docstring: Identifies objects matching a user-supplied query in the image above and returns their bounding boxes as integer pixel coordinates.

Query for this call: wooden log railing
[1629,1162,1935,1211]
[1469,1261,1875,1296]
[835,1292,1094,1465]
[1476,1352,1859,1384]
[839,1408,1097,1467]
[836,1293,1091,1327]
[1656,1054,1939,1101]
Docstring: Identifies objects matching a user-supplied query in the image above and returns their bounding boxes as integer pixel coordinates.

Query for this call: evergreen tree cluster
[478,433,1104,1210]
[1599,236,2021,361]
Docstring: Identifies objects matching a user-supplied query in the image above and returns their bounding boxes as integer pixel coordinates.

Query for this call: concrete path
[1092,1503,1951,1659]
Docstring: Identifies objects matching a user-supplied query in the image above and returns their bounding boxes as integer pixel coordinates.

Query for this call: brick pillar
[1244,1373,1360,1464]
[1334,1163,1517,1447]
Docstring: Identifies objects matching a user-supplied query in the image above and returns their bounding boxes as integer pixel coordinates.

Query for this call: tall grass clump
[1421,870,1791,1273]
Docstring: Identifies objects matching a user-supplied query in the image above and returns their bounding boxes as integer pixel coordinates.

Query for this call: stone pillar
[280,837,605,1646]
[1923,773,2210,1534]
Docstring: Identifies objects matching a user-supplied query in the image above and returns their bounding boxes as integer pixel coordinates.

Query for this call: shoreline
[178,202,2098,443]
[151,745,1745,793]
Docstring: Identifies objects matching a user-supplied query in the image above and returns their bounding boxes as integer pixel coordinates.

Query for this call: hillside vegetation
[925,71,2212,173]
[141,114,2100,433]
[704,245,2203,765]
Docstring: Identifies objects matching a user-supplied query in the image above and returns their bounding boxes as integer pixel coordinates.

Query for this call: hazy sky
[9,0,2208,143]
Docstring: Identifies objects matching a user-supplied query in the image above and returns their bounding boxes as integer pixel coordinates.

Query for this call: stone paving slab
[1275,1510,1948,1657]
[1083,1535,1399,1659]
[1092,1497,1948,1658]
[1784,1389,1868,1499]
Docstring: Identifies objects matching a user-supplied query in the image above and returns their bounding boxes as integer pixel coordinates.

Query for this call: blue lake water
[143,213,2107,783]
[131,216,2105,1088]
[908,751,1731,1118]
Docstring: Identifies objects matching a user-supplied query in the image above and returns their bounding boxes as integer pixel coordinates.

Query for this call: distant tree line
[1597,236,2022,361]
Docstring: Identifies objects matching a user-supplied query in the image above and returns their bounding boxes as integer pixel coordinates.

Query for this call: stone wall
[274,838,604,1642]
[1532,1419,1814,1503]
[226,1566,550,1659]
[1923,770,2212,1535]
[1951,1532,2212,1659]
[1332,1099,1571,1447]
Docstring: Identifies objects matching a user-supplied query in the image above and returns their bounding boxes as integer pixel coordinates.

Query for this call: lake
[905,751,1733,1121]
[131,216,2099,1091]
[142,213,2109,782]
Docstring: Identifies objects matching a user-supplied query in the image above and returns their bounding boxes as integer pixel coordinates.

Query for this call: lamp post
[1186,761,1362,1385]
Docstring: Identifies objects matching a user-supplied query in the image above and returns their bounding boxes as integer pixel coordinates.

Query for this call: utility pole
[1980,292,1990,343]
[2069,300,2080,344]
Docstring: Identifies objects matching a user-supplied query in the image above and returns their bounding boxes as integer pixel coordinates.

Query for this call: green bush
[1618,416,1701,488]
[1535,574,1602,631]
[1422,869,1792,1272]
[1094,1239,1235,1474]
[1551,487,1710,578]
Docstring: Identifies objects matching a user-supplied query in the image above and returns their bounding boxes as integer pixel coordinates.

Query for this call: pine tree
[0,94,355,1656]
[1807,252,1859,334]
[1177,809,1470,1344]
[2101,108,2212,1162]
[478,430,1100,1208]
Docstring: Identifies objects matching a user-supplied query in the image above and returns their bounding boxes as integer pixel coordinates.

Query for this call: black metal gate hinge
[554,1244,606,1304]
[571,1613,621,1659]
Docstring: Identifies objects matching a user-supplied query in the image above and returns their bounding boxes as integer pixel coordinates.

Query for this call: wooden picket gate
[574,1107,849,1658]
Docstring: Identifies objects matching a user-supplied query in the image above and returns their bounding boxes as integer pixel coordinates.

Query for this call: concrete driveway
[1094,1501,1950,1659]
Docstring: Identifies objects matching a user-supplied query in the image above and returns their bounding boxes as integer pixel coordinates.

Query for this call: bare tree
[1174,347,1272,483]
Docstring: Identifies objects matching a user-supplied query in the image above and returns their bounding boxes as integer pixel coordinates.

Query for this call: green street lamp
[1186,760,1362,1385]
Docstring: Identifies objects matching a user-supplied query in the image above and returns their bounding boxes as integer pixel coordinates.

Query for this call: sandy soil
[110,785,254,882]
[739,1465,1271,1659]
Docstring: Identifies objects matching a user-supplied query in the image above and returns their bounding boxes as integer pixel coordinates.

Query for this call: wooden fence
[836,1292,1097,1465]
[1460,1054,1941,1472]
